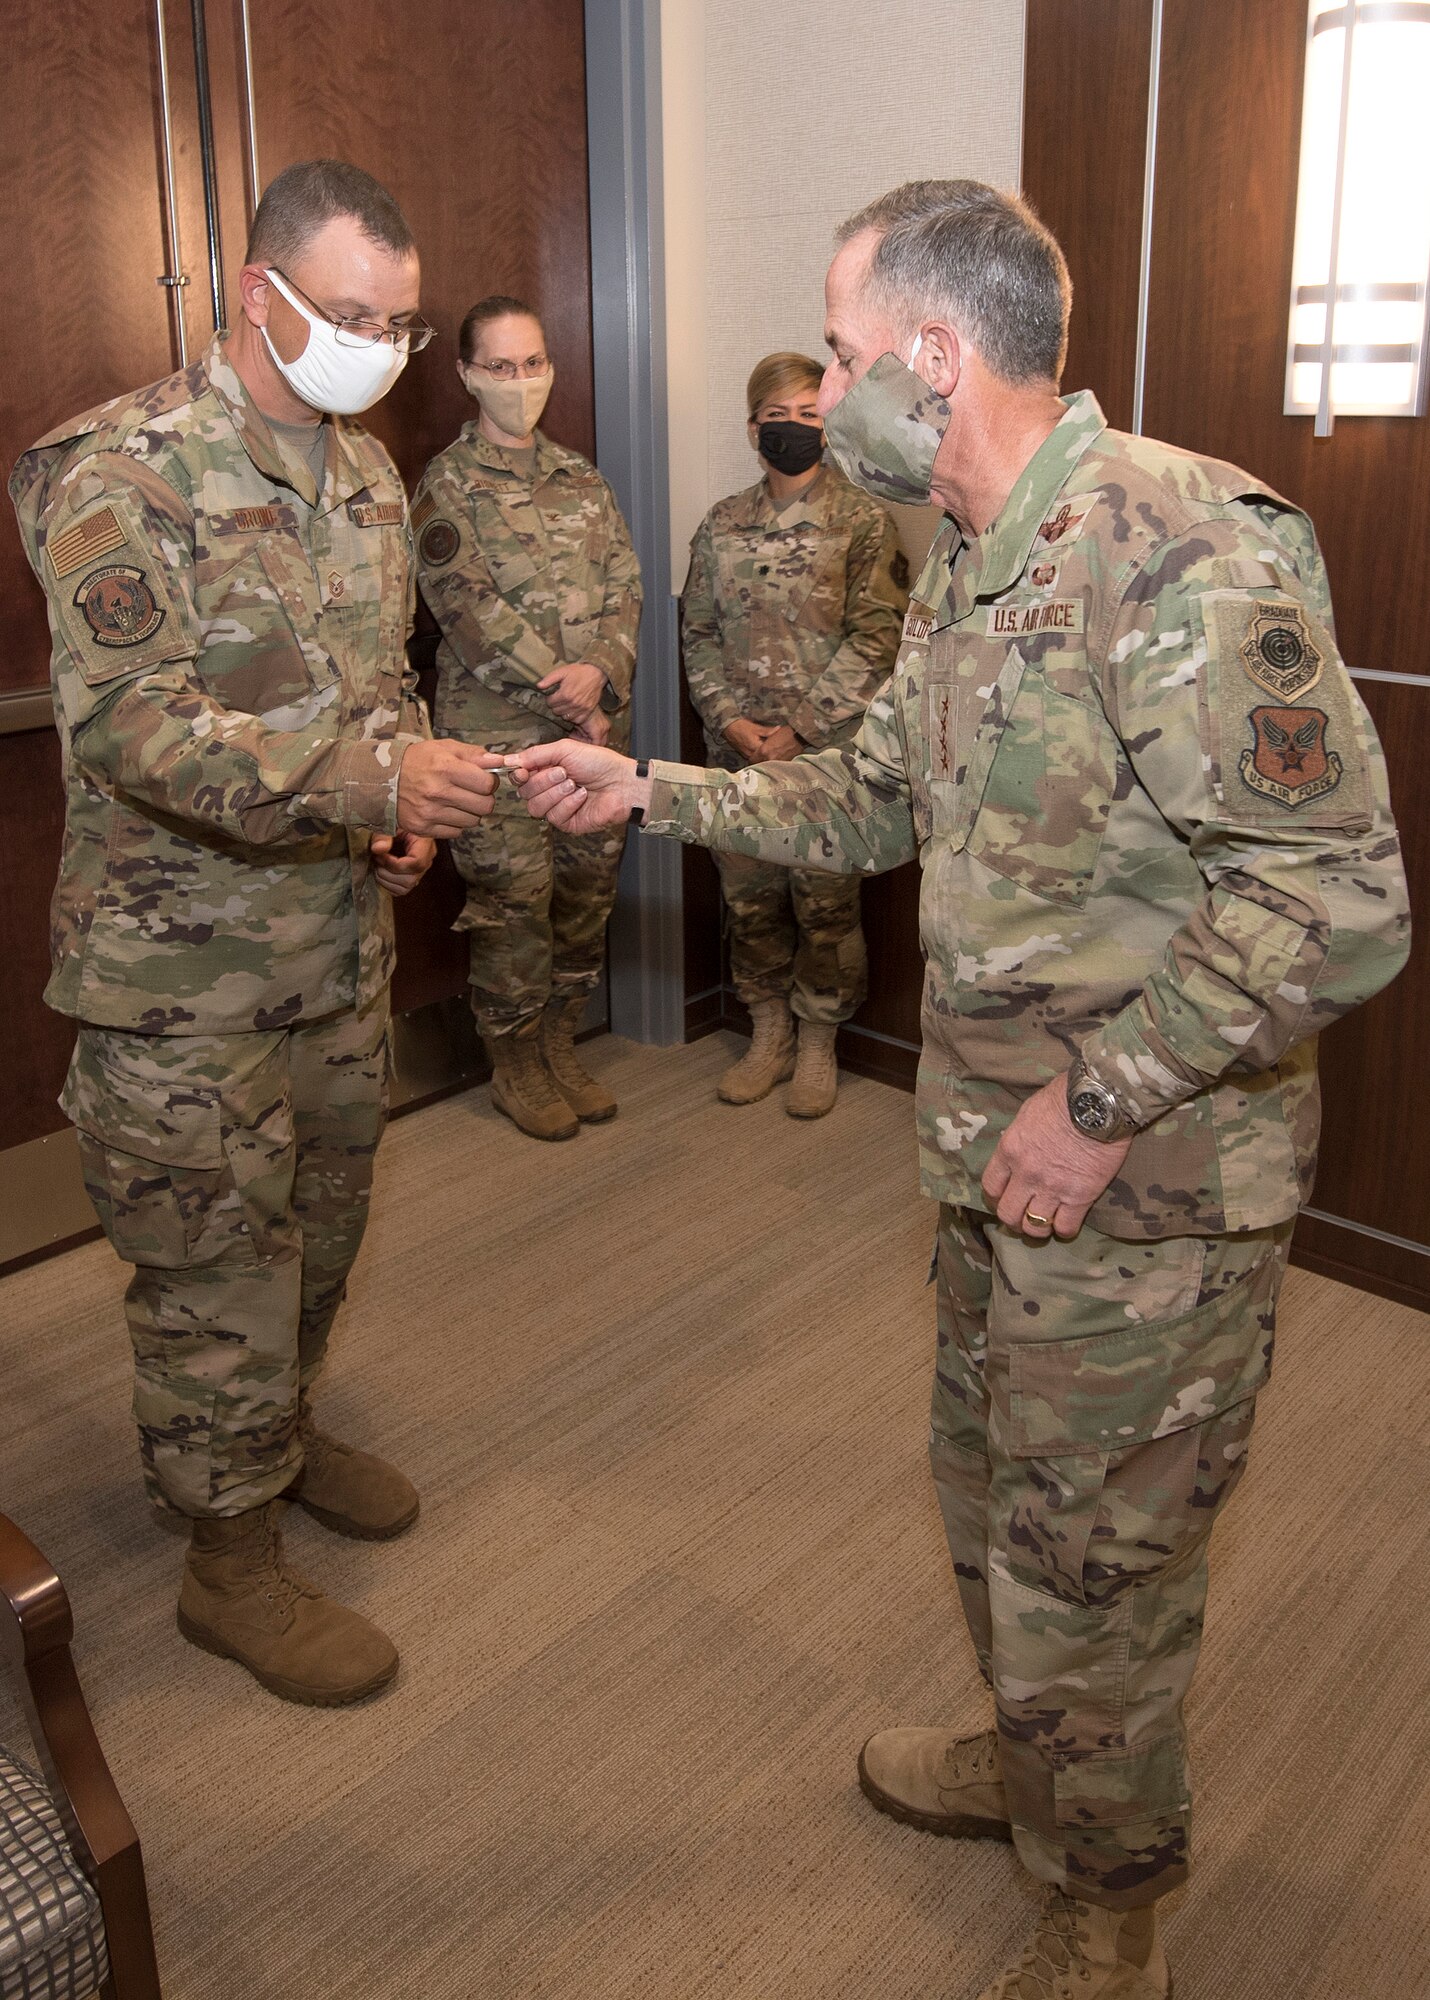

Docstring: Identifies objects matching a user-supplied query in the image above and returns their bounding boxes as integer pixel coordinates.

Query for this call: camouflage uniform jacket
[9,337,429,1035]
[682,463,907,764]
[413,424,641,747]
[646,392,1410,1237]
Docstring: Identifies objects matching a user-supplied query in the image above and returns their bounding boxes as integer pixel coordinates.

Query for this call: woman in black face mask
[682,351,910,1118]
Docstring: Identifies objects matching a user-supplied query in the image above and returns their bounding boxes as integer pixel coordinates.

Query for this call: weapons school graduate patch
[1199,589,1372,829]
[1238,602,1323,701]
[75,564,165,647]
[419,518,460,567]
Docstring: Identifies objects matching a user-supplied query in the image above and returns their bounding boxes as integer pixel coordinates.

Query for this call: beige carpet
[2,1033,1428,2000]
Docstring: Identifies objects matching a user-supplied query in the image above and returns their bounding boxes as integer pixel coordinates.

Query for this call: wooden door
[1024,0,1430,1309]
[0,0,595,1267]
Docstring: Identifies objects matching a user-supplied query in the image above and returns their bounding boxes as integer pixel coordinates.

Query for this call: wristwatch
[629,759,650,826]
[1065,1059,1139,1144]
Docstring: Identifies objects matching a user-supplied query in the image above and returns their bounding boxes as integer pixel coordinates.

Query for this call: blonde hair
[745,350,824,419]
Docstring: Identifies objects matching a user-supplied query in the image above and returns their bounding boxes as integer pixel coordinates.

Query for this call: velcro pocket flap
[488,544,541,592]
[1053,1732,1189,1829]
[1007,1247,1278,1458]
[62,1040,224,1169]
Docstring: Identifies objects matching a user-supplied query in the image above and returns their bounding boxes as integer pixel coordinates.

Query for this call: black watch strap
[629,759,650,825]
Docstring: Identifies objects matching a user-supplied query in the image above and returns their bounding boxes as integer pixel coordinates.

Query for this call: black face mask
[757,420,824,476]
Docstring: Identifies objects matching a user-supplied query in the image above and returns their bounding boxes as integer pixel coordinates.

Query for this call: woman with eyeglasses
[413,296,641,1141]
[682,350,909,1118]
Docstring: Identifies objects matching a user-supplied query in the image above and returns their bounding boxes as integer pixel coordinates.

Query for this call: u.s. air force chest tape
[1199,590,1373,830]
[43,492,188,686]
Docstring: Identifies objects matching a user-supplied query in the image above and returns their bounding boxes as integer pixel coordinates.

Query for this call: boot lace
[246,1507,314,1617]
[991,1894,1091,1999]
[940,1729,999,1788]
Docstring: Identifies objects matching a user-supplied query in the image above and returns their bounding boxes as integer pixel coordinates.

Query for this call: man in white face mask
[413,297,641,1140]
[10,159,504,1709]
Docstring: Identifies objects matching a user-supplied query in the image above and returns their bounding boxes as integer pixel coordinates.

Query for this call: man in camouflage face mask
[507,180,1410,1997]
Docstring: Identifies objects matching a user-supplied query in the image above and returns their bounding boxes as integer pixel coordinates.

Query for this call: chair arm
[0,1516,162,1997]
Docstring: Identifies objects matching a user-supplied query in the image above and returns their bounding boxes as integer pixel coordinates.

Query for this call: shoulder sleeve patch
[43,488,190,689]
[418,518,461,568]
[410,491,437,532]
[1200,590,1372,831]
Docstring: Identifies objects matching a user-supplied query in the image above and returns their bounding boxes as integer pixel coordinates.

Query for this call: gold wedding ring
[1023,1205,1052,1230]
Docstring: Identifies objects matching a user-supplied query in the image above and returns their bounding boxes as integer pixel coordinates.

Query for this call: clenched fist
[396,739,504,839]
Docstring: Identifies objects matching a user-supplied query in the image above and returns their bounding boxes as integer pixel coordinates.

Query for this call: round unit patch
[1238,604,1322,701]
[419,519,460,567]
[74,564,165,648]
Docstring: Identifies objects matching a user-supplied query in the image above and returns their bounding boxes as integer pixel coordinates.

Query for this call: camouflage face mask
[823,342,952,507]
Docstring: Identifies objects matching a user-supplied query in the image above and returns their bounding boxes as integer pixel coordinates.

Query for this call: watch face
[1071,1087,1115,1135]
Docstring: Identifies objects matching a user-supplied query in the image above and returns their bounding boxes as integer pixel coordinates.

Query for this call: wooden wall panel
[247,0,595,491]
[0,730,73,1148]
[1023,0,1152,431]
[1023,0,1430,1304]
[1144,0,1428,1277]
[0,0,596,1172]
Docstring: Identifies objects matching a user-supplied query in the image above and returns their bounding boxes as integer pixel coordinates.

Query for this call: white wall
[661,0,1026,585]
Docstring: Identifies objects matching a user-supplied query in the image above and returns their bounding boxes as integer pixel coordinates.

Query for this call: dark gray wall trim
[585,0,686,1044]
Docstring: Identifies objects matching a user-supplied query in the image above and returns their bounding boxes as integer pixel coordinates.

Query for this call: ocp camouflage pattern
[930,1203,1290,1904]
[682,461,908,754]
[712,849,867,1023]
[62,1000,390,1517]
[413,423,641,1028]
[413,422,641,749]
[645,390,1411,1238]
[8,336,429,1034]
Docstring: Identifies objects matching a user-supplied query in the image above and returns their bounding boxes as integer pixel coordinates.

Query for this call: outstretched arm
[509,672,920,876]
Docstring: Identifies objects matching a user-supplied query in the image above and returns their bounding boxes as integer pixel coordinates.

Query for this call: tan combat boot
[977,1890,1170,1999]
[542,995,617,1122]
[177,1503,399,1706]
[291,1403,420,1539]
[786,1018,840,1118]
[487,1031,580,1141]
[858,1726,1012,1840]
[717,998,796,1104]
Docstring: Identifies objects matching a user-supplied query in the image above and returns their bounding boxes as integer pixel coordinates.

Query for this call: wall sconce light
[1285,0,1430,436]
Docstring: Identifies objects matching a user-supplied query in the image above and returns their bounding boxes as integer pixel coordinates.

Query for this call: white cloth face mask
[260,268,409,415]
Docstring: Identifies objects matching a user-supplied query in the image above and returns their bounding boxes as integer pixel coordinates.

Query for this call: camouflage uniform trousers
[62,999,390,1519]
[928,1201,1291,1909]
[450,709,631,1038]
[713,851,868,1026]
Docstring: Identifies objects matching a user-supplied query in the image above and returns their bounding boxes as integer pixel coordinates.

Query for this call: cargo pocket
[1053,1731,1189,1831]
[62,1034,258,1271]
[1006,1244,1279,1461]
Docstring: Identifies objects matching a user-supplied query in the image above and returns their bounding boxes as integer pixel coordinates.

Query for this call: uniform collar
[203,335,371,510]
[740,462,831,529]
[461,419,565,483]
[948,389,1108,614]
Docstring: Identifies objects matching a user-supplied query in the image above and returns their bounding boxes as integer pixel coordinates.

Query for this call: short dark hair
[836,180,1071,386]
[459,295,544,365]
[246,160,415,269]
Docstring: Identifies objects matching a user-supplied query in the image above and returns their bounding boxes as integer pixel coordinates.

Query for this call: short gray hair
[836,180,1071,386]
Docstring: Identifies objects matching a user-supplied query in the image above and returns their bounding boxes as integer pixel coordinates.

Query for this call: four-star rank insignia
[1240,704,1342,807]
[1239,604,1323,701]
[74,564,165,647]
